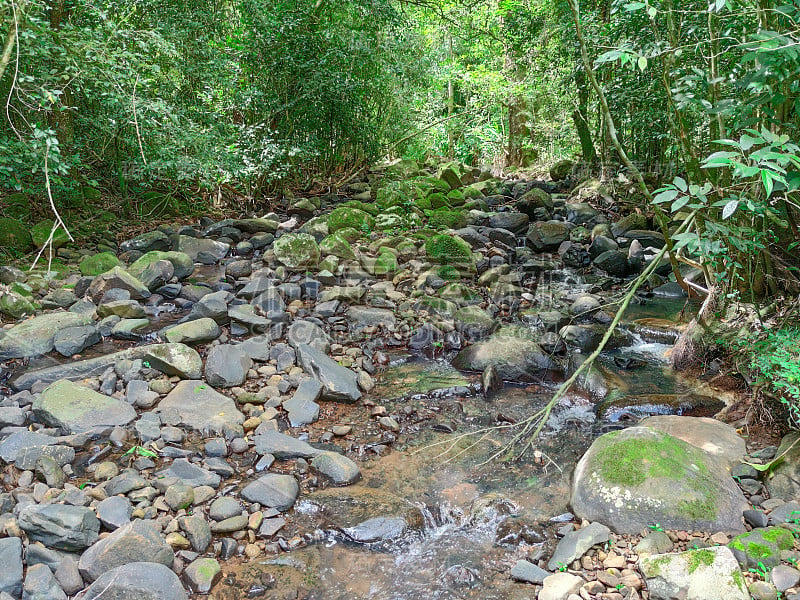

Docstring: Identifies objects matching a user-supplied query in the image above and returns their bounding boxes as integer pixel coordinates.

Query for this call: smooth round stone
[208,497,242,521]
[772,565,800,592]
[165,484,195,511]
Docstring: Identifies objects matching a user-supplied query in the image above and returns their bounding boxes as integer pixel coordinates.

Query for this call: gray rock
[157,458,221,488]
[635,530,674,556]
[452,327,554,382]
[120,231,171,254]
[287,320,331,353]
[283,379,323,427]
[547,522,610,570]
[97,300,147,319]
[593,250,631,277]
[343,517,407,543]
[209,496,242,521]
[253,430,321,459]
[183,557,221,594]
[210,515,247,533]
[772,565,800,592]
[241,474,299,511]
[163,318,221,344]
[526,221,569,251]
[204,344,253,388]
[97,496,132,530]
[35,454,65,488]
[296,344,362,403]
[766,432,800,501]
[258,517,286,538]
[0,431,74,470]
[87,267,151,302]
[165,484,194,510]
[311,451,361,485]
[155,380,244,438]
[188,290,231,323]
[54,325,101,356]
[176,235,229,261]
[0,538,23,597]
[640,415,746,469]
[453,305,497,341]
[640,546,748,600]
[570,426,747,534]
[77,562,188,600]
[54,557,83,596]
[729,527,795,569]
[510,559,548,584]
[0,312,91,359]
[181,514,212,553]
[539,572,584,600]
[346,307,397,331]
[33,379,136,434]
[489,212,529,234]
[22,563,66,600]
[273,233,319,269]
[79,519,174,582]
[18,504,100,550]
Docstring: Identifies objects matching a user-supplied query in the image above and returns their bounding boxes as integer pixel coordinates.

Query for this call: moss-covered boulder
[728,527,795,569]
[335,227,362,243]
[128,251,194,280]
[446,189,465,206]
[427,209,467,230]
[427,192,449,210]
[0,218,33,254]
[639,546,748,600]
[79,252,123,277]
[31,220,70,249]
[424,234,473,265]
[571,426,748,534]
[451,326,554,382]
[550,159,575,181]
[0,291,37,318]
[328,207,375,235]
[273,233,320,270]
[373,249,398,277]
[319,234,355,260]
[516,187,554,215]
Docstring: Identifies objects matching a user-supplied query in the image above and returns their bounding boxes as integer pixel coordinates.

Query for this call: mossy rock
[373,249,398,277]
[435,265,461,281]
[414,196,433,210]
[320,234,355,260]
[427,209,467,231]
[424,234,473,266]
[438,282,479,305]
[0,218,33,254]
[427,192,449,210]
[571,426,748,534]
[335,227,362,243]
[2,193,32,221]
[128,251,194,280]
[728,527,795,569]
[340,200,379,216]
[273,233,320,270]
[550,159,575,181]
[0,291,37,319]
[446,189,465,206]
[31,220,70,249]
[384,159,420,181]
[328,207,375,235]
[416,175,451,195]
[462,185,484,200]
[79,252,123,276]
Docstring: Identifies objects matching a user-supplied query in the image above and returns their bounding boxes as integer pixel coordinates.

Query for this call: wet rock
[509,559,548,584]
[639,415,745,469]
[23,563,67,600]
[598,394,724,424]
[33,379,136,434]
[539,572,583,600]
[0,311,91,359]
[156,380,244,438]
[311,451,361,485]
[570,426,747,534]
[158,458,221,488]
[639,546,748,600]
[253,430,321,459]
[452,327,554,382]
[548,522,610,570]
[77,562,188,600]
[183,557,221,594]
[241,474,299,511]
[453,305,497,341]
[589,235,618,259]
[558,324,605,353]
[296,344,362,403]
[0,537,23,597]
[204,344,253,388]
[18,504,100,551]
[526,221,569,251]
[344,517,407,543]
[593,249,631,277]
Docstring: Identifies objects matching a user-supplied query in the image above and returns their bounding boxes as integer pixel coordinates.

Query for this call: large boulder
[155,380,244,438]
[639,415,745,470]
[128,251,194,280]
[79,252,122,276]
[204,344,253,388]
[79,519,175,582]
[452,327,554,382]
[87,267,150,302]
[76,562,188,600]
[639,546,748,600]
[273,233,320,269]
[570,426,747,534]
[0,312,91,359]
[765,432,800,500]
[526,221,569,251]
[18,504,100,551]
[33,379,136,434]
[0,217,33,253]
[296,344,362,403]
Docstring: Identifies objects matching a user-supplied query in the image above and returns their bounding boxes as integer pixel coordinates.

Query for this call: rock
[97,299,147,319]
[489,212,529,234]
[548,522,610,570]
[0,430,74,470]
[729,527,795,569]
[510,559,548,584]
[570,426,747,534]
[639,415,745,469]
[0,217,33,253]
[87,267,150,302]
[183,557,221,594]
[550,159,574,181]
[176,235,229,261]
[526,221,569,251]
[120,231,171,254]
[0,538,23,597]
[128,251,194,280]
[241,474,299,511]
[593,250,631,277]
[157,458,221,488]
[204,344,253,388]
[33,379,136,434]
[54,557,83,595]
[0,311,91,359]
[539,572,584,600]
[76,562,188,600]
[209,497,242,521]
[344,517,407,543]
[96,496,132,530]
[22,563,67,600]
[453,305,497,341]
[79,519,175,582]
[181,514,212,553]
[54,325,101,356]
[142,343,202,379]
[156,380,244,438]
[18,504,100,551]
[0,291,36,318]
[283,379,323,427]
[35,454,65,488]
[165,484,194,510]
[273,233,319,269]
[639,546,748,600]
[765,432,800,500]
[253,430,321,459]
[597,394,724,424]
[81,253,124,277]
[635,530,674,556]
[296,344,362,403]
[452,327,554,382]
[287,320,331,353]
[311,451,361,485]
